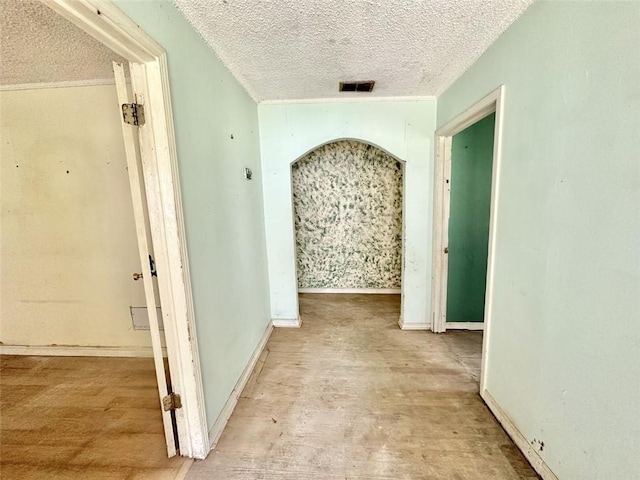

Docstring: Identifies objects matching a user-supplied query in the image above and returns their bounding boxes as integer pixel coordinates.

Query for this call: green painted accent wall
[113,0,271,434]
[446,113,495,323]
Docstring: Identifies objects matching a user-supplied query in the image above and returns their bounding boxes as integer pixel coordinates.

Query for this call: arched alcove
[259,101,436,328]
[291,139,404,293]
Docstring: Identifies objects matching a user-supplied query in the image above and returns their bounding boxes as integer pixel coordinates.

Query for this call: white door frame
[113,61,177,456]
[42,0,209,458]
[430,85,505,393]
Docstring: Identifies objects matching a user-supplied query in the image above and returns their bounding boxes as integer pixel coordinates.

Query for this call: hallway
[187,294,538,479]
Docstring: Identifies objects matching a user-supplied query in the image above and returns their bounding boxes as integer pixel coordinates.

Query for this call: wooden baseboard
[298,288,401,294]
[397,317,430,331]
[208,322,274,450]
[446,322,485,331]
[482,390,559,480]
[272,317,302,328]
[0,344,167,358]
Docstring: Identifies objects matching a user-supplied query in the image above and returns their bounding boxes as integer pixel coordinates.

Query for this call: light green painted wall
[446,113,495,323]
[438,2,640,478]
[258,101,436,327]
[113,0,271,432]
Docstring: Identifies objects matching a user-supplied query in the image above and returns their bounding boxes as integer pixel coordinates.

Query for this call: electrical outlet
[244,167,253,180]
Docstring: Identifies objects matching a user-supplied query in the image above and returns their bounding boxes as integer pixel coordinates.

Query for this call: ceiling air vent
[339,81,375,93]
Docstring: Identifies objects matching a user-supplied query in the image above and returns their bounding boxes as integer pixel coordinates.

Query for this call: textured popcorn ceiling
[0,0,125,86]
[174,0,534,102]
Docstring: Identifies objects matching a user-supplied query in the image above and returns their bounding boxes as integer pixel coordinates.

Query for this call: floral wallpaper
[292,140,403,289]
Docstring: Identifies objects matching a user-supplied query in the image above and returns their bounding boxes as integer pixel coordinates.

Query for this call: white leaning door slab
[113,61,177,457]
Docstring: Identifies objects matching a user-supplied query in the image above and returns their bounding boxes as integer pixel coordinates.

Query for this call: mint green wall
[114,1,271,434]
[446,113,495,323]
[438,2,640,478]
[258,101,436,328]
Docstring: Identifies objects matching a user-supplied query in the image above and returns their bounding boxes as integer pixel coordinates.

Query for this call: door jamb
[430,85,505,394]
[42,0,209,458]
[113,61,176,456]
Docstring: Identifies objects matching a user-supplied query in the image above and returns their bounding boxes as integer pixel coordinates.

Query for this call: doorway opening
[431,86,505,394]
[290,140,404,325]
[0,0,208,467]
[446,112,495,329]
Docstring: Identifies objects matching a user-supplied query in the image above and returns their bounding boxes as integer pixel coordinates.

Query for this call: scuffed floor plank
[187,294,539,480]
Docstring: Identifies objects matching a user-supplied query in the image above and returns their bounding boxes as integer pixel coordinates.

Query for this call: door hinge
[162,392,182,411]
[121,103,145,126]
[148,254,157,277]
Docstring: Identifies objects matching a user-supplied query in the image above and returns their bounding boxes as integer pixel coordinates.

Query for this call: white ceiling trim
[0,78,115,92]
[259,95,436,105]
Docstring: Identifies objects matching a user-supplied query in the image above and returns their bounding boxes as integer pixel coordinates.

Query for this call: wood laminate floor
[187,294,538,480]
[0,354,188,479]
